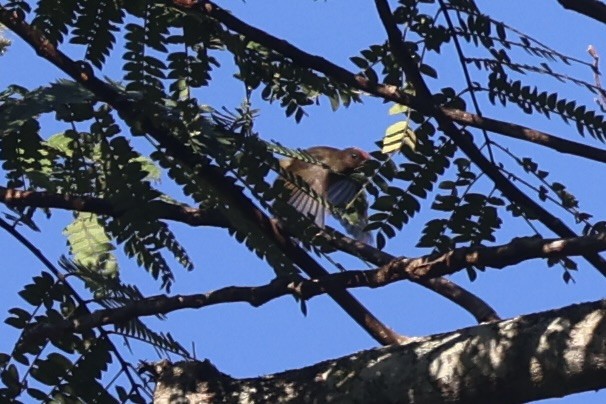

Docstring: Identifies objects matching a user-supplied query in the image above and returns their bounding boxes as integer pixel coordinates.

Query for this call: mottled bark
[150,299,606,403]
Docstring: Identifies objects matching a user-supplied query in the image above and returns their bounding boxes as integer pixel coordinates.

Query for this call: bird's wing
[326,177,362,208]
[283,164,328,227]
[327,177,373,243]
[286,177,362,229]
[286,185,326,227]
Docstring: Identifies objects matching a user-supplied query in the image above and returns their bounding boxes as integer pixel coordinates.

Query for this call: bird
[277,146,372,242]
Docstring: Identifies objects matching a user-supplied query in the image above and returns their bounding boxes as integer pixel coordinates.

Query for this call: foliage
[0,0,603,401]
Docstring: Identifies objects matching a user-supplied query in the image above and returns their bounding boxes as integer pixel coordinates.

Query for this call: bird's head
[338,147,371,172]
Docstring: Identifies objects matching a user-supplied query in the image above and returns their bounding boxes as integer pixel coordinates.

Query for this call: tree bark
[149,299,606,403]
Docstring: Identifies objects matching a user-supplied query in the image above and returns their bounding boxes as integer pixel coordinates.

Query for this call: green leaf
[63,212,118,276]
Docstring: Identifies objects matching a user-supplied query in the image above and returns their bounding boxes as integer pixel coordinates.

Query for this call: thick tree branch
[153,299,606,402]
[24,234,606,339]
[0,187,227,227]
[558,0,606,25]
[373,0,606,277]
[169,1,606,166]
[0,186,500,323]
[0,8,401,345]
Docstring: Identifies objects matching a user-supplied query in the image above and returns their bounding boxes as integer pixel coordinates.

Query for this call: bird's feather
[276,146,371,242]
[286,186,326,227]
[282,163,329,227]
[326,178,361,207]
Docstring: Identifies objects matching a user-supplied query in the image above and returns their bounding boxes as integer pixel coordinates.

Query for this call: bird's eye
[350,152,359,159]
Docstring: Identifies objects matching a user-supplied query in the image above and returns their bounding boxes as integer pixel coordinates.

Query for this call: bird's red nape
[352,147,371,161]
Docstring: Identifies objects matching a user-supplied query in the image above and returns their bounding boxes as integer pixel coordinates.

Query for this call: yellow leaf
[385,121,408,136]
[389,103,408,115]
[381,121,416,154]
[402,132,417,151]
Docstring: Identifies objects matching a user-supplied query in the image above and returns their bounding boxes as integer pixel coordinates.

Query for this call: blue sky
[1,0,605,402]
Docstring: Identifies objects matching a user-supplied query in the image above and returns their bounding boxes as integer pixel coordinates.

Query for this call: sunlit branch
[144,299,606,403]
[588,45,606,112]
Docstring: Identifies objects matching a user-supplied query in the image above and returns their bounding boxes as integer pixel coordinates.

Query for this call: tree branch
[557,0,606,25]
[373,0,606,276]
[0,186,500,323]
[324,230,501,322]
[169,1,606,167]
[0,187,227,227]
[441,108,606,164]
[0,8,401,345]
[140,300,606,402]
[24,234,606,339]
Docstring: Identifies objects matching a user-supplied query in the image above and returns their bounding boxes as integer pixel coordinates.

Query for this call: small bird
[278,146,372,242]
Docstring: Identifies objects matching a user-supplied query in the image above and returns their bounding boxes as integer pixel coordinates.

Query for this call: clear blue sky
[1,1,605,402]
